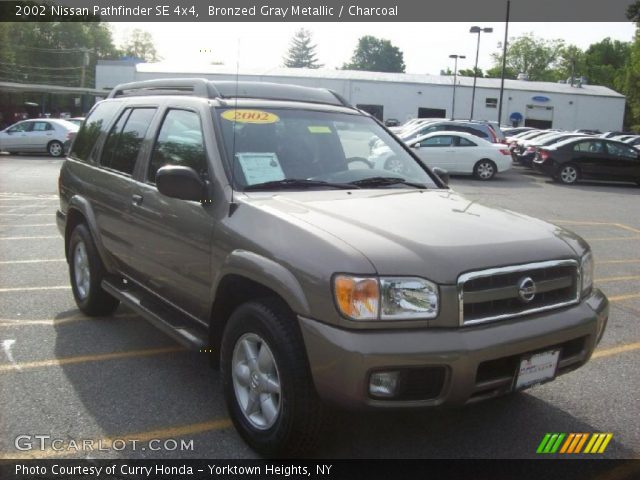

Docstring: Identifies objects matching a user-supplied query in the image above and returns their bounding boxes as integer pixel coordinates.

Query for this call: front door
[1,121,33,150]
[415,134,456,171]
[129,108,213,319]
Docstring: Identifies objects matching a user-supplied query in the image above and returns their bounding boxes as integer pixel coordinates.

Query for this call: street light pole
[469,26,493,120]
[449,54,466,120]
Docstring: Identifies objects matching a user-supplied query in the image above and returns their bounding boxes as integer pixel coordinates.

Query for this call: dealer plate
[514,349,560,390]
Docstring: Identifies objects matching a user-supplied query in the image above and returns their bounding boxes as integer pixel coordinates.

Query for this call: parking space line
[0,214,53,217]
[592,342,640,359]
[0,258,65,265]
[0,418,233,460]
[598,259,640,265]
[0,286,70,292]
[584,236,640,241]
[0,346,185,373]
[0,223,56,227]
[0,235,58,240]
[552,220,640,235]
[0,312,137,327]
[595,275,640,283]
[609,293,640,302]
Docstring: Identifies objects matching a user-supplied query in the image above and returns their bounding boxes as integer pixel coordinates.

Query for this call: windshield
[216,108,438,190]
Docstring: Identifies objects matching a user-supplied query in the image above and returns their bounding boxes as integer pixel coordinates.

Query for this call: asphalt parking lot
[0,155,638,459]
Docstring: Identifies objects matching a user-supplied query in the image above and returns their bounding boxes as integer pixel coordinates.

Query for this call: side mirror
[411,143,420,149]
[156,165,206,202]
[432,167,449,186]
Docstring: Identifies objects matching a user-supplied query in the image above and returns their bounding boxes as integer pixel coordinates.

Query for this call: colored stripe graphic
[538,433,613,454]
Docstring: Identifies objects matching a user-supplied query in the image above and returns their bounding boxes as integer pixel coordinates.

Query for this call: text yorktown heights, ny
[15,463,334,477]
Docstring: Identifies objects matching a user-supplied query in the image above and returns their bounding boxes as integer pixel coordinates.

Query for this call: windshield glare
[217,108,437,190]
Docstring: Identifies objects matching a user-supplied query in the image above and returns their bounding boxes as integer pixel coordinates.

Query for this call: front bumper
[299,288,608,409]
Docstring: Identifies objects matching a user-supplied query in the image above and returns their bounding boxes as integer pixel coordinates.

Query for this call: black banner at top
[0,0,637,22]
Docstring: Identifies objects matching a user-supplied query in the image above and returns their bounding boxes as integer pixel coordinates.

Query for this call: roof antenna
[228,38,240,216]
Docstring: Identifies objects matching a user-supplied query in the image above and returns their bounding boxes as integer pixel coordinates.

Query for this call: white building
[96,60,626,131]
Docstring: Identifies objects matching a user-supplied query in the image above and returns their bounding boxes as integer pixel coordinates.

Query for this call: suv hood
[242,189,583,284]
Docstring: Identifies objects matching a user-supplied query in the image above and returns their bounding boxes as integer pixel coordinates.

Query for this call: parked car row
[504,127,640,185]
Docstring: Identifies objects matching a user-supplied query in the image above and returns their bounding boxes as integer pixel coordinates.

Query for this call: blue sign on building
[532,95,551,102]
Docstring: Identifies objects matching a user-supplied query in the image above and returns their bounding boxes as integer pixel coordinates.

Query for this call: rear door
[570,140,609,179]
[93,106,158,276]
[128,107,214,319]
[451,135,479,173]
[28,121,55,152]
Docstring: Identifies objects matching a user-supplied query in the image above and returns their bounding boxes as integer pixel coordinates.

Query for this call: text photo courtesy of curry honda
[0,0,639,476]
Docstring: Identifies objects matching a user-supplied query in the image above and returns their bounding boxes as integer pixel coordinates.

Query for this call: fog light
[369,371,400,398]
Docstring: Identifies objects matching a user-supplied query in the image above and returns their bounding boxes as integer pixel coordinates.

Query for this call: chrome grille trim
[458,259,581,326]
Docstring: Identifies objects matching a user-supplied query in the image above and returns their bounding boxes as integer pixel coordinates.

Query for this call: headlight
[333,275,438,321]
[581,251,594,297]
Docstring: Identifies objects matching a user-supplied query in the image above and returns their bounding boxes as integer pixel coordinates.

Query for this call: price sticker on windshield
[221,109,279,124]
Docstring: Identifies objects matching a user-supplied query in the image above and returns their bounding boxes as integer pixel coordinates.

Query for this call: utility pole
[79,48,90,88]
[469,26,493,120]
[449,54,466,120]
[497,0,510,125]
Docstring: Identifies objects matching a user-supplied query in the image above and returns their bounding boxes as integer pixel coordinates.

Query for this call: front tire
[68,224,119,316]
[48,140,64,157]
[474,159,497,180]
[221,299,324,457]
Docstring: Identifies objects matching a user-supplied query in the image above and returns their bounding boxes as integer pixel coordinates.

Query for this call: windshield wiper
[243,178,359,191]
[348,176,427,189]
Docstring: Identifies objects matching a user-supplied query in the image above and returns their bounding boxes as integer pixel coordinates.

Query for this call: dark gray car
[57,79,609,456]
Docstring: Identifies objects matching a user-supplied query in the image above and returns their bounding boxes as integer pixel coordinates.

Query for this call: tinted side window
[8,122,32,133]
[422,135,454,147]
[148,109,206,183]
[573,141,604,153]
[101,108,156,175]
[32,122,52,132]
[457,137,477,147]
[70,101,121,163]
[607,142,638,158]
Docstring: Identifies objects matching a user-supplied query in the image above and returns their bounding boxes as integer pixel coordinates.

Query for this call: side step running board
[102,279,207,350]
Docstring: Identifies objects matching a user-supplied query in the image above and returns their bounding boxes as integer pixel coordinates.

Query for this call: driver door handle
[132,194,143,206]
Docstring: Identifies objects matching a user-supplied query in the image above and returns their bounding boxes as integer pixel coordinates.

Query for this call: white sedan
[0,118,78,157]
[370,131,512,180]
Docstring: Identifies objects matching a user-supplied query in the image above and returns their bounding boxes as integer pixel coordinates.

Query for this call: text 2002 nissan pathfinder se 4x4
[57,79,609,456]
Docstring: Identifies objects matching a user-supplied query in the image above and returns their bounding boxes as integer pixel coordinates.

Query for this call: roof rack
[107,78,353,108]
[107,78,220,99]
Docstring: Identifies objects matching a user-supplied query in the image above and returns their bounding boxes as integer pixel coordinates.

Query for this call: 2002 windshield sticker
[221,110,279,124]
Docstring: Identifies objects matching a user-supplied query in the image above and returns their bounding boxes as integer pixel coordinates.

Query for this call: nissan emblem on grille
[518,277,537,303]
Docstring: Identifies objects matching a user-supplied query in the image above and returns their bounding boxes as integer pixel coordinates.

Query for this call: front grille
[458,259,580,325]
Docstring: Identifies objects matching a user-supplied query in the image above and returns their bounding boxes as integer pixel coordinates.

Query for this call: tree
[583,38,630,88]
[0,22,121,87]
[490,33,565,81]
[122,29,160,62]
[458,67,484,77]
[283,29,322,69]
[342,36,405,73]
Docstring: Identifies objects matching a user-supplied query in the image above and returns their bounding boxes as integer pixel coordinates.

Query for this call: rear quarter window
[70,101,121,163]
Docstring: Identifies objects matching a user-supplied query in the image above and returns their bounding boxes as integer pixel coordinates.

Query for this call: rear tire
[48,140,64,157]
[221,299,324,457]
[557,163,579,185]
[474,159,497,180]
[68,224,119,316]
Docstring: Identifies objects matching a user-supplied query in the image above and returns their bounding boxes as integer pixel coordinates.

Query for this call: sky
[109,22,637,75]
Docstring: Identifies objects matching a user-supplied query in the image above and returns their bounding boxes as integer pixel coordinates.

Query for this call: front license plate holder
[514,349,560,390]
